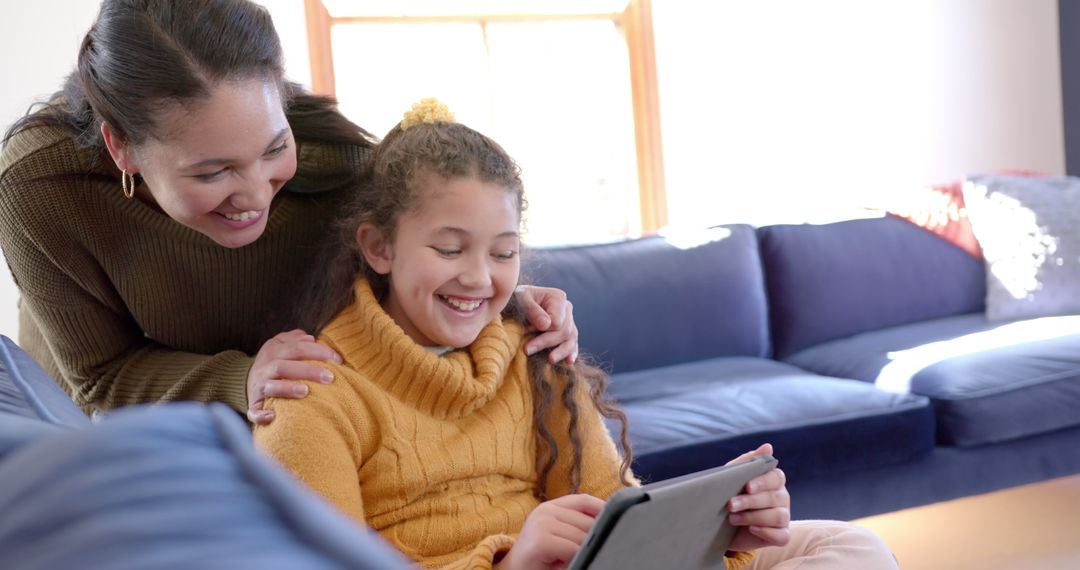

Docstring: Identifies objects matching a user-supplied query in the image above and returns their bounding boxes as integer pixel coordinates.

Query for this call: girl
[253,99,798,569]
[0,0,578,425]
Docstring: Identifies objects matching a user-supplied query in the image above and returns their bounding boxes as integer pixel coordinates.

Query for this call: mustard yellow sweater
[0,123,364,414]
[255,280,753,570]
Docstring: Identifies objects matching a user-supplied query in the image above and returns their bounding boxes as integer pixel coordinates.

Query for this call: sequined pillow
[963,175,1080,321]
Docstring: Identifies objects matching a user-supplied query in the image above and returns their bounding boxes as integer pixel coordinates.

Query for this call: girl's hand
[495,494,604,570]
[246,329,342,425]
[516,285,579,364]
[725,443,792,552]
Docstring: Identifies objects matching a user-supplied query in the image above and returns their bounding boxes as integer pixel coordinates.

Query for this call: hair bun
[400,97,456,130]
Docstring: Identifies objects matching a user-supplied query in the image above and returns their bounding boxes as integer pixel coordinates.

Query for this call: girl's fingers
[745,468,787,495]
[729,487,791,514]
[544,534,586,566]
[552,493,607,518]
[725,443,774,467]
[552,506,601,534]
[729,503,791,528]
[748,525,792,547]
[547,520,590,546]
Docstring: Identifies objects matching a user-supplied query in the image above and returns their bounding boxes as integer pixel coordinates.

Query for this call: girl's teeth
[224,210,259,222]
[442,296,482,311]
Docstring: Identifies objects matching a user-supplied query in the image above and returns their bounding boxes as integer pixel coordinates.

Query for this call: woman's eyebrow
[182,128,290,170]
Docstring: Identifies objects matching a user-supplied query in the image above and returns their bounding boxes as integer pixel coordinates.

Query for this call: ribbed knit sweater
[254,280,754,570]
[0,123,364,414]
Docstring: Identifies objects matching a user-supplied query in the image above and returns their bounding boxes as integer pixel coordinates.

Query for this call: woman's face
[129,79,297,248]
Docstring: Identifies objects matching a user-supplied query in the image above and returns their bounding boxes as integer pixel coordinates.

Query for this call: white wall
[0,1,311,343]
[0,1,100,342]
[653,0,1065,228]
[0,0,1068,342]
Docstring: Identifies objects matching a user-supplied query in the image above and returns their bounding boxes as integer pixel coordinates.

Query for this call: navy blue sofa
[527,215,1080,520]
[2,212,1078,563]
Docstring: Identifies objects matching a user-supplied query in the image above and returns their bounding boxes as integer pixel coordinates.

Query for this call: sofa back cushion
[526,225,769,373]
[759,216,985,358]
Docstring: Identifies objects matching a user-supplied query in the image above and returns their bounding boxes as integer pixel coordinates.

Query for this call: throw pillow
[884,179,983,259]
[881,170,1047,260]
[962,174,1080,321]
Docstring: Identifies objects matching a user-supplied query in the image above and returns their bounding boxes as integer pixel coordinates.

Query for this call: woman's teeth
[223,210,260,222]
[441,296,483,311]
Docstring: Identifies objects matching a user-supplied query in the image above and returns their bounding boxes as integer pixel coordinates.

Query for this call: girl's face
[121,79,297,248]
[366,173,521,348]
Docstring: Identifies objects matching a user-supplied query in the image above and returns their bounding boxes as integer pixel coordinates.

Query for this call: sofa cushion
[0,403,409,570]
[0,335,88,427]
[605,357,935,483]
[758,216,986,358]
[527,225,770,373]
[784,313,1080,446]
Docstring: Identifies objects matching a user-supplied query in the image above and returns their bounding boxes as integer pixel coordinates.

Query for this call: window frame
[302,0,667,233]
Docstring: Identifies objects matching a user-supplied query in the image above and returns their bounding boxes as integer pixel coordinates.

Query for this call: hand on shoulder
[247,329,342,425]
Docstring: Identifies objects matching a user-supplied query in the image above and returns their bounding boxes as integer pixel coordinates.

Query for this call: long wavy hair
[296,118,634,498]
[3,0,373,185]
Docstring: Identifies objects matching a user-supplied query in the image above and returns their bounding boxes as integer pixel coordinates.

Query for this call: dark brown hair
[4,0,372,176]
[299,117,634,498]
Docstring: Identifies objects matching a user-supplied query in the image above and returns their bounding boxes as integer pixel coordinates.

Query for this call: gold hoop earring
[121,169,136,199]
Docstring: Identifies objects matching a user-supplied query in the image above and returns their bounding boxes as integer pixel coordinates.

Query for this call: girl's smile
[362,173,521,349]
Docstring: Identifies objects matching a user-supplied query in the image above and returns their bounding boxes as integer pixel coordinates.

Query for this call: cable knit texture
[255,280,753,570]
[0,123,364,414]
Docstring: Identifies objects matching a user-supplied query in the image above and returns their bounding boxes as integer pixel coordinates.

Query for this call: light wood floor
[853,474,1080,569]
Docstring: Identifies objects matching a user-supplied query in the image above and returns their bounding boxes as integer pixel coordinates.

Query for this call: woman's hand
[246,329,342,425]
[725,443,792,552]
[495,494,604,570]
[515,285,579,364]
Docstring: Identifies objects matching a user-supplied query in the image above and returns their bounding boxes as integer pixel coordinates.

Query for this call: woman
[0,0,577,425]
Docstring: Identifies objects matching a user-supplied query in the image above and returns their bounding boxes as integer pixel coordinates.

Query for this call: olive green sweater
[0,124,364,414]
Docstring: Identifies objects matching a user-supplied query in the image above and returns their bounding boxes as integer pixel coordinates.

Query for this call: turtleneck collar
[320,279,527,419]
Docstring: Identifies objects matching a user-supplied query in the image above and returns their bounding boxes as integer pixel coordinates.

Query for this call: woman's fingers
[247,407,274,425]
[261,378,311,399]
[264,360,334,384]
[518,285,555,332]
[267,335,341,364]
[529,325,577,363]
[517,286,580,363]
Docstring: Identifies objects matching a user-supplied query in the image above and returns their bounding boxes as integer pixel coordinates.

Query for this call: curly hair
[297,115,634,498]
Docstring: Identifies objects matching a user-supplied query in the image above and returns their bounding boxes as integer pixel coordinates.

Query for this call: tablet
[568,454,778,570]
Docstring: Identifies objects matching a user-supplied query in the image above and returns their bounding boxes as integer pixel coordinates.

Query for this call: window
[304,0,664,245]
